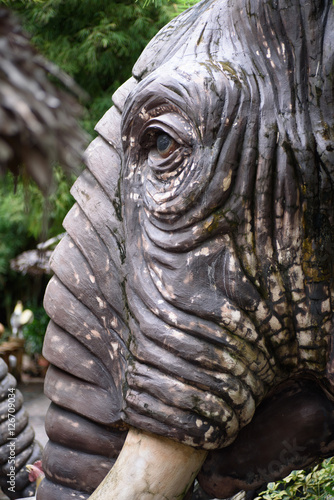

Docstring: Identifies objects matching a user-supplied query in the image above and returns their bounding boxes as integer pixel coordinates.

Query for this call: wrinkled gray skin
[39,0,334,499]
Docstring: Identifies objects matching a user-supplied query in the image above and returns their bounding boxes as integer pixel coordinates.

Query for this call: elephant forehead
[122,60,237,138]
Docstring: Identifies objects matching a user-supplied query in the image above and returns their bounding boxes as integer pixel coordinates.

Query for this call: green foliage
[138,0,200,11]
[22,305,49,354]
[0,170,75,323]
[255,459,334,500]
[0,169,74,247]
[0,177,32,276]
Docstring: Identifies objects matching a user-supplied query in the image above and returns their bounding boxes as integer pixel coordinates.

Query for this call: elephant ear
[40,78,136,500]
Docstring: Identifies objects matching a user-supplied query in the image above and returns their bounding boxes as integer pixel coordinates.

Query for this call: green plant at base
[255,458,334,500]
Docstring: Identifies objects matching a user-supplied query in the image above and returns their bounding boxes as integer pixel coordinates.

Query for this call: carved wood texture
[39,0,334,498]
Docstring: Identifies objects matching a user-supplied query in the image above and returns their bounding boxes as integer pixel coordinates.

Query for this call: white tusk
[88,427,208,500]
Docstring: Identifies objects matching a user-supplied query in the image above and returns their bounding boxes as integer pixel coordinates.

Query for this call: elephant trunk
[88,428,207,500]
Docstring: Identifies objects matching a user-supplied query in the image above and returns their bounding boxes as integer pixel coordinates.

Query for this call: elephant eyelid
[138,111,194,148]
[139,124,184,149]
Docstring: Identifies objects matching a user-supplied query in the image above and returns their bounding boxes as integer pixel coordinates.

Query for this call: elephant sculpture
[39,0,334,498]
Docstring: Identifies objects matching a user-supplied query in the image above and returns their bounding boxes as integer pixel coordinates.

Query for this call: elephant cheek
[88,427,207,500]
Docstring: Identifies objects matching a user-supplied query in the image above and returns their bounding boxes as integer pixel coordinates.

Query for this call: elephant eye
[156,133,177,158]
[141,129,181,162]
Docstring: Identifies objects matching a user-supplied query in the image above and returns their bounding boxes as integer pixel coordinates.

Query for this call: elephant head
[38,0,334,499]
